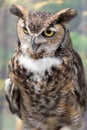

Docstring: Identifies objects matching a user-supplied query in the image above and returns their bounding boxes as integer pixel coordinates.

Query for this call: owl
[5,4,87,130]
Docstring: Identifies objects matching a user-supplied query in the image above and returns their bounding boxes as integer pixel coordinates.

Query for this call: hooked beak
[31,36,40,52]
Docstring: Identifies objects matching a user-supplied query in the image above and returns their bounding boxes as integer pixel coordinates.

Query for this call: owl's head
[10,5,77,58]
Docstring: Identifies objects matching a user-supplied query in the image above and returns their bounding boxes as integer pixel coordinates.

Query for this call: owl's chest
[18,55,63,94]
[26,70,57,94]
[17,55,74,121]
[18,55,73,97]
[23,70,61,119]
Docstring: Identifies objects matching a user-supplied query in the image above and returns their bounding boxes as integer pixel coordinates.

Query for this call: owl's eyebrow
[48,27,57,32]
[21,23,28,31]
[20,22,25,27]
[20,20,26,28]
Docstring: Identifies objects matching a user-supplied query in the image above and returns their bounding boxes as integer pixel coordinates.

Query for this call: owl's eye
[23,28,29,35]
[42,30,55,38]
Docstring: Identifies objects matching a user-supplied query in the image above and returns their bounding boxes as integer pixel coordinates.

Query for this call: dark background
[0,0,87,130]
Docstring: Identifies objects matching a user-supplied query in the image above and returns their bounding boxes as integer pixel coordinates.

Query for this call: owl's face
[10,5,77,58]
[17,18,65,55]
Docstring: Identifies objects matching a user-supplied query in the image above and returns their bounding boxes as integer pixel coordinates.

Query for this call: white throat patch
[18,55,62,74]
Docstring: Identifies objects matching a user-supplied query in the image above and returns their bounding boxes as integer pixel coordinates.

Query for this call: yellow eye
[42,30,55,37]
[23,28,29,35]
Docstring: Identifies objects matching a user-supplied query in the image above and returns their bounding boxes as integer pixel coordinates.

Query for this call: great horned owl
[5,4,87,130]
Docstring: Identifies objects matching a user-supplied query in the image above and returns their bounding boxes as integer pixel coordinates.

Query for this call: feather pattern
[5,5,87,130]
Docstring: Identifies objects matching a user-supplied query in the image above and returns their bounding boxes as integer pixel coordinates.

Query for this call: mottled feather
[5,5,87,130]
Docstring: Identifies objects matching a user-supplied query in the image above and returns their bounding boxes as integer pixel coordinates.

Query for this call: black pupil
[46,30,52,34]
[24,27,27,31]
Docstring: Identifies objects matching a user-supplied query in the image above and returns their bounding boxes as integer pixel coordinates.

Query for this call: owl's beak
[32,43,40,52]
[31,36,40,52]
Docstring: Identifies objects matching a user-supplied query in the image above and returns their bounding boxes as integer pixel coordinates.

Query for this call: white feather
[34,86,41,94]
[18,55,62,74]
[60,126,71,130]
[21,44,29,55]
[5,78,11,95]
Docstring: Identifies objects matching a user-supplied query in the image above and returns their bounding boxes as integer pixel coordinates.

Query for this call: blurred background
[0,0,87,130]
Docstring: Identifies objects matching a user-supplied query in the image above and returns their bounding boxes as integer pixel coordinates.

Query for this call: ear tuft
[10,4,29,19]
[54,8,77,23]
[10,4,23,18]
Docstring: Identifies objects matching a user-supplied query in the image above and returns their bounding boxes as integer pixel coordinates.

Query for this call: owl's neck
[18,55,62,74]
